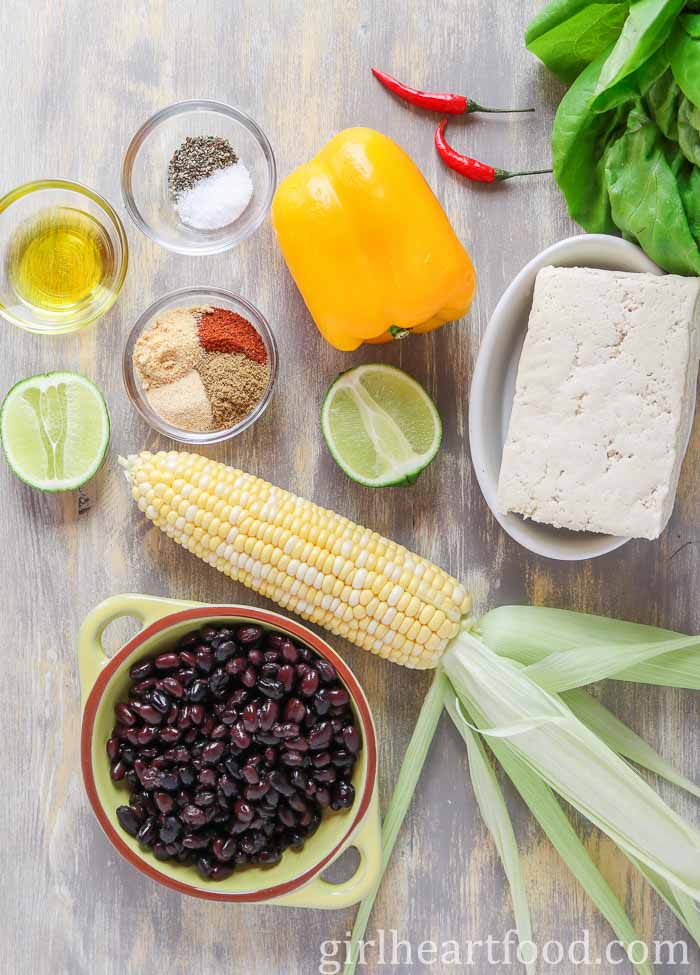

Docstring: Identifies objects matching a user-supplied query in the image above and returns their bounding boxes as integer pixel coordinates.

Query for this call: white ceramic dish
[469,234,663,561]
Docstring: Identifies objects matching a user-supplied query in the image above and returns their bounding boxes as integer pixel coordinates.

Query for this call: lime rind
[1,371,110,492]
[321,364,442,488]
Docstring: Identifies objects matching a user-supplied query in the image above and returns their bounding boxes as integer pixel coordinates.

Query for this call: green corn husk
[478,606,700,689]
[447,691,655,975]
[562,688,700,798]
[345,609,700,973]
[442,693,534,975]
[343,672,447,975]
[442,630,700,899]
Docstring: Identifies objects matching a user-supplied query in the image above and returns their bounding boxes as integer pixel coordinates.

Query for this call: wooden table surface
[2,2,698,973]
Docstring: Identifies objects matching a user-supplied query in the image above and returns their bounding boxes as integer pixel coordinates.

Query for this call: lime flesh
[321,364,442,487]
[1,371,110,491]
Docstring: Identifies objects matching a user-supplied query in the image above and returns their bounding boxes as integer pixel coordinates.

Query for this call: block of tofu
[497,266,700,540]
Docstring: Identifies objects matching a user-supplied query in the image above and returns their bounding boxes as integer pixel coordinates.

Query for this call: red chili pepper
[371,68,534,115]
[434,120,552,183]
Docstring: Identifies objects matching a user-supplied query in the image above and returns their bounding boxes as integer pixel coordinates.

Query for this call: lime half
[1,371,110,491]
[321,364,442,487]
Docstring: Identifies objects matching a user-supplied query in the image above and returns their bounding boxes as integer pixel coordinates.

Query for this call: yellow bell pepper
[271,127,476,351]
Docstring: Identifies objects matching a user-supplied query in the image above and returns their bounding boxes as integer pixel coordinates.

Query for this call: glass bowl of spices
[123,287,278,443]
[121,100,276,256]
[0,179,128,334]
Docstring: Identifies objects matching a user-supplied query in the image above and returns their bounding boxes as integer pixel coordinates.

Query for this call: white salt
[176,162,253,231]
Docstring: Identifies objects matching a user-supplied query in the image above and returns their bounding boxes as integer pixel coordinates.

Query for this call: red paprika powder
[198,307,268,364]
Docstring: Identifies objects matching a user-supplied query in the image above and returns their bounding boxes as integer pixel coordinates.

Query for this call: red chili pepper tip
[371,68,534,115]
[434,120,552,184]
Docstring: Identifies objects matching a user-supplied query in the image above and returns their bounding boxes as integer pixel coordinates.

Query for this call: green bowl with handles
[79,593,380,907]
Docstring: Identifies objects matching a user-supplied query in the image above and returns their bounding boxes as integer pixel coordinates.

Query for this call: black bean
[316,659,337,683]
[280,751,305,768]
[247,648,264,667]
[314,688,331,716]
[179,650,198,668]
[129,660,154,680]
[332,781,356,810]
[189,704,205,726]
[158,770,180,792]
[202,741,225,764]
[258,677,284,700]
[226,656,247,677]
[116,805,141,836]
[269,771,295,796]
[159,817,182,844]
[159,726,181,745]
[131,702,163,725]
[137,816,158,847]
[177,632,200,648]
[178,668,196,687]
[258,699,279,732]
[332,748,354,768]
[197,856,214,878]
[280,641,299,664]
[284,737,309,753]
[187,679,208,703]
[214,640,238,663]
[194,790,217,808]
[110,760,128,782]
[115,703,137,727]
[178,766,195,787]
[284,698,306,723]
[277,664,295,692]
[181,804,208,828]
[159,677,185,699]
[234,799,254,823]
[209,669,230,696]
[237,625,263,645]
[155,652,180,671]
[218,775,239,798]
[106,737,120,761]
[308,722,332,751]
[342,725,361,754]
[154,792,175,814]
[299,669,319,697]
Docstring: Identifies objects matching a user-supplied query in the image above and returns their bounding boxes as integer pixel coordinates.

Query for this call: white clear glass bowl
[121,100,276,256]
[123,287,278,444]
[0,179,128,334]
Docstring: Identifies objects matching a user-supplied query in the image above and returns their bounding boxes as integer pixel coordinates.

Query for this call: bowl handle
[77,593,198,707]
[269,789,382,910]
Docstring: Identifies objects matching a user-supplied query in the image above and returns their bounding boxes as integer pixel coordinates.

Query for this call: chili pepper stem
[466,102,535,114]
[495,168,553,180]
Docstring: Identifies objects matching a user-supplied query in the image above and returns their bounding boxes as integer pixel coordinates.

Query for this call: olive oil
[7,207,114,312]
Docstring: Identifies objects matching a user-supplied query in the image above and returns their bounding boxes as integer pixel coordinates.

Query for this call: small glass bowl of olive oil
[0,180,128,334]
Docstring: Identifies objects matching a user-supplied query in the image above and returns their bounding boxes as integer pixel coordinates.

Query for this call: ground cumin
[197,352,269,428]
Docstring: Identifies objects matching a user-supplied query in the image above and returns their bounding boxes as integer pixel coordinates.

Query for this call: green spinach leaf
[678,165,700,242]
[645,68,681,139]
[677,95,700,164]
[680,13,700,37]
[604,105,700,274]
[670,24,700,108]
[592,0,685,112]
[552,50,626,232]
[526,1,630,83]
[592,40,670,110]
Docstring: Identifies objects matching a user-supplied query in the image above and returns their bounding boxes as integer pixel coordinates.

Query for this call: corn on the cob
[123,451,471,669]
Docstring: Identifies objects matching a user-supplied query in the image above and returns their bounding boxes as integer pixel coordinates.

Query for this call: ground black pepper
[168,136,239,197]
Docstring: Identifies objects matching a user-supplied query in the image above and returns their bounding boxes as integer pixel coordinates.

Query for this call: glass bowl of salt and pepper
[121,99,276,255]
